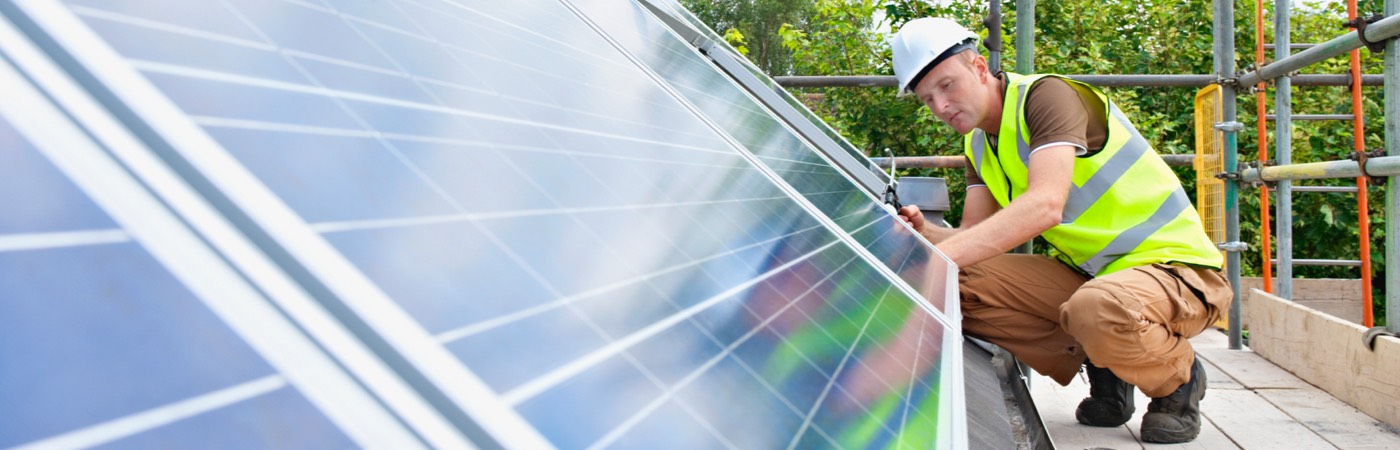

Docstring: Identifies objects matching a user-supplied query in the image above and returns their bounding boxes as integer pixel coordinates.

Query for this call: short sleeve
[964,156,985,188]
[1024,77,1090,155]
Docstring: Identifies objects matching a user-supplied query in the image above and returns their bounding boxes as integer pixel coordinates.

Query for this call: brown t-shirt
[964,75,1108,188]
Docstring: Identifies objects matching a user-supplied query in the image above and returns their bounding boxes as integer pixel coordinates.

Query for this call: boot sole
[1075,406,1131,427]
[1075,413,1131,428]
[1141,428,1200,443]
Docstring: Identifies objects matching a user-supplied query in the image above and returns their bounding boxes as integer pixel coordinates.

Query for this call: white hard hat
[890,17,979,96]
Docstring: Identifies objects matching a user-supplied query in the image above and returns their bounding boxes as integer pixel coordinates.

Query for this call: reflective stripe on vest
[964,73,1222,276]
[1078,187,1191,274]
[1062,108,1147,223]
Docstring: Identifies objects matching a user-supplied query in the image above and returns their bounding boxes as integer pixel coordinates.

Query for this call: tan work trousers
[960,254,1233,398]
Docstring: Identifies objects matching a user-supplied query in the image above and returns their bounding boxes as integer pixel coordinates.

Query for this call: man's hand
[897,204,960,245]
[896,205,925,232]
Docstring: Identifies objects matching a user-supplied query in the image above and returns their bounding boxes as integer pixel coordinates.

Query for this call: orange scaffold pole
[1349,0,1375,327]
[1257,0,1273,292]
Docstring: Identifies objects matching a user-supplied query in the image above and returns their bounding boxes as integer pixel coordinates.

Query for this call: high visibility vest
[964,73,1222,276]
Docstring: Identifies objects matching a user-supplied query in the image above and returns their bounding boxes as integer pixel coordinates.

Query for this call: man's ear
[971,55,990,82]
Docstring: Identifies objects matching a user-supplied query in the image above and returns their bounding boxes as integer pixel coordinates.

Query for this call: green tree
[681,0,818,74]
[777,0,986,226]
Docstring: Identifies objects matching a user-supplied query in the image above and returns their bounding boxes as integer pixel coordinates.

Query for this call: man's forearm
[935,146,1076,267]
[920,224,959,244]
[936,187,1063,267]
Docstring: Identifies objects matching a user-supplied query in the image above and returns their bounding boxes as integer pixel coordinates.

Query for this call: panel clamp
[882,148,902,212]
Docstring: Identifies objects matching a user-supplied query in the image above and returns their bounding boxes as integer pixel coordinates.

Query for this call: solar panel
[0,28,427,448]
[568,0,953,315]
[638,0,888,185]
[1,0,964,448]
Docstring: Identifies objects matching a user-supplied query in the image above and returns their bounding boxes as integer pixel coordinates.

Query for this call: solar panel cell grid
[564,0,950,310]
[0,121,116,234]
[640,0,884,178]
[0,85,367,448]
[2,0,962,446]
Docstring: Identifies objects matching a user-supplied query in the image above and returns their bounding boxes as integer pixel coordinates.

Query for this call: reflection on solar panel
[0,0,963,448]
[0,34,426,448]
[639,0,887,187]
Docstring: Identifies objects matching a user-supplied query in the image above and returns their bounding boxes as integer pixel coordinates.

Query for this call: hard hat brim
[898,40,977,96]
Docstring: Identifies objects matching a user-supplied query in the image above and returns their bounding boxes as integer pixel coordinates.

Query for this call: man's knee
[1060,285,1136,337]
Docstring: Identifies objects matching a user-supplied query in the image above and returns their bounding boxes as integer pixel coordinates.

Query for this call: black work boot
[1075,360,1135,427]
[1141,356,1207,443]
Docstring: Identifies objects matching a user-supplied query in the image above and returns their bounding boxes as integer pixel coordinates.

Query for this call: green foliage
[681,0,818,74]
[775,0,986,224]
[684,0,1388,318]
[722,28,750,55]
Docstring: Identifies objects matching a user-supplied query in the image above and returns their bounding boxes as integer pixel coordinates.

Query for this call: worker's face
[913,53,994,135]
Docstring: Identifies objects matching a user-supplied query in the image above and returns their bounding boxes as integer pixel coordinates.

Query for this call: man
[888,17,1233,443]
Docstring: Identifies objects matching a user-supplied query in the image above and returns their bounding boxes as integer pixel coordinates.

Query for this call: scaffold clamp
[1344,15,1387,53]
[1214,121,1245,132]
[1349,149,1387,186]
[1363,326,1397,351]
[1241,161,1273,188]
[1217,241,1248,252]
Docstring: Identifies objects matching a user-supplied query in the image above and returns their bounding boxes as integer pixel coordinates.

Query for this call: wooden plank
[1204,389,1333,449]
[1190,328,1231,349]
[1189,331,1248,391]
[1198,356,1245,391]
[1257,383,1400,449]
[1195,347,1311,390]
[1030,370,1238,449]
[1022,315,1400,448]
[1361,336,1400,427]
[1126,387,1237,449]
[1236,278,1364,325]
[1029,372,1142,449]
[1246,289,1400,428]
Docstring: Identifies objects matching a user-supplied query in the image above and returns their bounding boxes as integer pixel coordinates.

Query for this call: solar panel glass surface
[0,65,361,449]
[7,0,962,447]
[638,0,886,183]
[565,0,951,309]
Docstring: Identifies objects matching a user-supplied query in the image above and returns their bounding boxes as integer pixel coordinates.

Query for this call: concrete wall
[1236,277,1364,325]
[1245,289,1400,430]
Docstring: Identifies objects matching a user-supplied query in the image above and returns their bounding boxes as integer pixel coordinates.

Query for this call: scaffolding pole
[1216,0,1244,350]
[1237,13,1400,87]
[1264,114,1357,120]
[1276,0,1296,301]
[1239,156,1400,182]
[1348,0,1376,328]
[1014,0,1035,255]
[870,154,1195,169]
[772,74,1383,88]
[1256,0,1274,295]
[1388,0,1399,334]
[1016,0,1034,73]
[986,0,1002,74]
